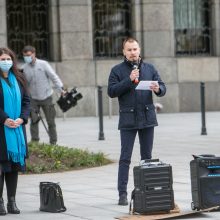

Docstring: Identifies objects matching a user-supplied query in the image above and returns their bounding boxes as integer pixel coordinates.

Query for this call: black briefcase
[39,182,66,213]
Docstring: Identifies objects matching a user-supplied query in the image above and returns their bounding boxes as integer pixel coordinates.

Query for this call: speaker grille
[200,177,220,209]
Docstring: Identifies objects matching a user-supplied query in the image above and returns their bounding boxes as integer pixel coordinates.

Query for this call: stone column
[0,0,7,46]
[142,0,174,58]
[58,0,93,61]
[140,0,179,113]
[211,0,220,56]
[132,0,143,46]
[55,0,96,116]
[49,0,61,61]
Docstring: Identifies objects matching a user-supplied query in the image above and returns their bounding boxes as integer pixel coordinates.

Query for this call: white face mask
[23,56,32,64]
[0,60,13,72]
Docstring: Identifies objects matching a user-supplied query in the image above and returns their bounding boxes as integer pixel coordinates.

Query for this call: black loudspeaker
[190,155,220,210]
[131,159,174,214]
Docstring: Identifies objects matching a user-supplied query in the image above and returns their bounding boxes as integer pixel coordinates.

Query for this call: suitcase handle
[140,159,161,166]
[192,154,216,159]
[144,159,160,163]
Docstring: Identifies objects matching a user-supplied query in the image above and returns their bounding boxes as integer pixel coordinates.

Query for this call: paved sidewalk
[2,112,220,219]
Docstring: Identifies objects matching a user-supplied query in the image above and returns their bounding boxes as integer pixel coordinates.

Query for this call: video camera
[57,87,83,112]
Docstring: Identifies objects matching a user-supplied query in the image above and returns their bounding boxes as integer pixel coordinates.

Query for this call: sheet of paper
[135,80,158,90]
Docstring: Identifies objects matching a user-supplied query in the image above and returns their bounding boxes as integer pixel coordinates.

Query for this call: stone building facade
[1,0,220,117]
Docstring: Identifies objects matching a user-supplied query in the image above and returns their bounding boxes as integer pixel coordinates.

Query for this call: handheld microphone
[132,64,139,84]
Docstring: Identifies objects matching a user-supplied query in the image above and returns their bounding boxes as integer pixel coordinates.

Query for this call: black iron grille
[6,0,50,60]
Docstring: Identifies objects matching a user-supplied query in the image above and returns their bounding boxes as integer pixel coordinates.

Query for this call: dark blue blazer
[108,60,166,130]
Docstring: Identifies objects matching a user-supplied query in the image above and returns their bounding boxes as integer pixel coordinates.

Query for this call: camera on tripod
[57,87,83,112]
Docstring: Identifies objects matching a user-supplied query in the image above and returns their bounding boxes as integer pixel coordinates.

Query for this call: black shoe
[0,198,6,215]
[118,194,128,206]
[7,197,20,214]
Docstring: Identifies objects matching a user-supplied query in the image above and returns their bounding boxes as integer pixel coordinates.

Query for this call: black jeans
[118,127,154,196]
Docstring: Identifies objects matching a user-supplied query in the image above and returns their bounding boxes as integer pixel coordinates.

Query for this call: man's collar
[124,56,142,68]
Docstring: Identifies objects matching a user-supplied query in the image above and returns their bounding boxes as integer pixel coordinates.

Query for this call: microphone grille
[132,64,138,70]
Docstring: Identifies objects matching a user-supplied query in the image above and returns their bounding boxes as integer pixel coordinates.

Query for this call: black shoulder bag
[39,182,66,213]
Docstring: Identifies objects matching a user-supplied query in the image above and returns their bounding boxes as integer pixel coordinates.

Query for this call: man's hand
[61,90,67,97]
[130,69,139,81]
[150,82,160,93]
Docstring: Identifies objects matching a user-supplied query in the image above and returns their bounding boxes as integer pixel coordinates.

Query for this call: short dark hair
[122,37,139,49]
[22,45,36,53]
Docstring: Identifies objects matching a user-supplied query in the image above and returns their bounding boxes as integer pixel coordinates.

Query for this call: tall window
[93,0,132,58]
[6,0,50,60]
[174,0,212,56]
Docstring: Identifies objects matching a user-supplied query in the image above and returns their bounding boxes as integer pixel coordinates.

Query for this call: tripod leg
[38,114,49,136]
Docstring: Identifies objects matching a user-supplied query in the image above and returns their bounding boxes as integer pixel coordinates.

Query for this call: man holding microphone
[108,37,166,205]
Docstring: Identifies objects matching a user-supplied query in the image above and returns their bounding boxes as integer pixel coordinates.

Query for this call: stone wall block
[147,58,178,83]
[56,60,95,87]
[0,35,7,46]
[59,6,89,32]
[178,58,219,82]
[179,83,200,112]
[144,31,173,57]
[0,6,6,34]
[60,33,93,60]
[143,3,173,31]
[96,60,121,86]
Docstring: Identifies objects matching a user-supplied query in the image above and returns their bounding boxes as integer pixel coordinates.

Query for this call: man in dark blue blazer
[108,37,166,205]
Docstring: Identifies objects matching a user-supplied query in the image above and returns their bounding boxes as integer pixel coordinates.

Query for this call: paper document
[135,80,158,90]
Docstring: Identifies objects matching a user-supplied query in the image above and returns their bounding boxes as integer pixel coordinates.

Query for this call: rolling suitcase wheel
[191,202,196,210]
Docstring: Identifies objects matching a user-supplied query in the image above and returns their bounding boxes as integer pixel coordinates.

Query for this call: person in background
[0,47,30,215]
[22,45,64,145]
[108,37,166,206]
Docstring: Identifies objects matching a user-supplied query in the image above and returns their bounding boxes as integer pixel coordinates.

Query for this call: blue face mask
[0,60,13,73]
[23,56,32,64]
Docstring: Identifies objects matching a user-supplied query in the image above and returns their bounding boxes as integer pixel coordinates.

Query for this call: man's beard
[129,56,137,62]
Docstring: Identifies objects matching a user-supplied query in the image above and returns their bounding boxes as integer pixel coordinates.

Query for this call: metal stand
[200,82,207,135]
[98,86,105,140]
[35,110,49,136]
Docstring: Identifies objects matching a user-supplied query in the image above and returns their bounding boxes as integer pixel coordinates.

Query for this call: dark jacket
[108,60,166,130]
[0,80,30,161]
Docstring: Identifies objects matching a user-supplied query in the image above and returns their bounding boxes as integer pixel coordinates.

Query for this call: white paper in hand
[135,80,158,90]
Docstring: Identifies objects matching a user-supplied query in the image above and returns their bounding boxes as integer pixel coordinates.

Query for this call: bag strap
[42,187,50,205]
[57,185,66,211]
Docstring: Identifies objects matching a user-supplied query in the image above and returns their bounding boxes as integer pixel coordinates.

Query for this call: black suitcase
[131,159,175,214]
[190,154,220,210]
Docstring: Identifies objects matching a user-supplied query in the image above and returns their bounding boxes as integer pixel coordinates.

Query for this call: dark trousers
[0,171,18,199]
[118,127,154,196]
[30,96,57,144]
